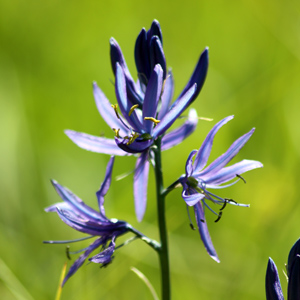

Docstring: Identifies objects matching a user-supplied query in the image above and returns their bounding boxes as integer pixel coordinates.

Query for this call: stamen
[43,235,94,244]
[111,104,120,119]
[66,246,71,260]
[214,211,222,223]
[127,132,139,145]
[112,128,120,138]
[236,174,247,184]
[186,205,196,230]
[144,117,160,125]
[220,200,228,211]
[128,104,139,116]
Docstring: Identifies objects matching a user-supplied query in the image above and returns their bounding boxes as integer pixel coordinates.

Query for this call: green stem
[153,137,170,300]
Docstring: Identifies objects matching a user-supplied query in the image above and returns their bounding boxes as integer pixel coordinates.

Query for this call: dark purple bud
[150,36,166,80]
[148,19,163,45]
[287,238,300,276]
[135,28,151,85]
[288,254,300,300]
[265,258,284,300]
[110,38,143,106]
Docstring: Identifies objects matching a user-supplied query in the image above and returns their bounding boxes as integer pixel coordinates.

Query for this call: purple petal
[158,70,174,120]
[152,83,197,139]
[115,136,153,154]
[200,128,255,178]
[176,47,209,105]
[194,202,220,263]
[161,108,198,151]
[50,180,108,223]
[193,116,234,173]
[89,237,116,265]
[110,38,143,106]
[93,82,128,135]
[185,150,198,177]
[265,258,284,300]
[182,189,205,206]
[203,159,263,186]
[96,157,114,215]
[62,237,104,286]
[65,130,128,156]
[142,64,163,133]
[134,151,150,221]
[115,63,144,130]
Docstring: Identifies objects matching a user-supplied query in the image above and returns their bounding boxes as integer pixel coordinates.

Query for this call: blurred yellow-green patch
[1,0,300,299]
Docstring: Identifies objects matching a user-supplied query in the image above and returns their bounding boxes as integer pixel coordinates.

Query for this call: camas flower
[44,157,130,285]
[65,20,208,221]
[180,116,263,262]
[266,238,300,300]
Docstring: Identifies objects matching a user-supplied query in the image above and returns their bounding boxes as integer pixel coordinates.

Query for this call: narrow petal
[62,237,104,286]
[265,258,284,300]
[193,116,234,173]
[185,150,198,177]
[194,202,220,263]
[142,64,163,133]
[134,151,150,221]
[161,108,198,151]
[182,188,205,206]
[96,156,114,215]
[158,70,174,120]
[176,47,209,105]
[152,83,197,139]
[202,159,263,186]
[51,180,108,223]
[110,38,143,106]
[200,128,255,178]
[89,237,116,265]
[115,63,144,130]
[93,82,128,135]
[287,238,300,276]
[65,130,128,156]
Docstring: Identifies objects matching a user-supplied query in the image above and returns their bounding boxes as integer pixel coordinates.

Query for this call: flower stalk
[153,137,171,300]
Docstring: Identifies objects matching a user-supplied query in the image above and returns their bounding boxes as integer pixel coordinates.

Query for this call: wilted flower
[180,116,263,261]
[44,157,131,285]
[266,238,300,300]
[65,20,208,221]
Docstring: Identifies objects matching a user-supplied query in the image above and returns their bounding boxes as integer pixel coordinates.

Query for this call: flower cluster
[45,19,263,288]
[65,19,208,221]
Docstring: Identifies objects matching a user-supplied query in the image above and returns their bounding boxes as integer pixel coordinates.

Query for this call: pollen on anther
[144,117,160,125]
[112,128,120,138]
[111,104,120,119]
[128,104,139,116]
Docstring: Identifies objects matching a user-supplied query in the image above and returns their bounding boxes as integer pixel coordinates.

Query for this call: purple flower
[65,20,208,222]
[180,116,263,262]
[44,157,130,285]
[266,238,300,300]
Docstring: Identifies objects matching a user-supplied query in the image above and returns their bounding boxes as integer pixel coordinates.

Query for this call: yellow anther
[127,132,139,145]
[112,128,120,138]
[144,117,160,125]
[128,104,139,116]
[111,104,120,119]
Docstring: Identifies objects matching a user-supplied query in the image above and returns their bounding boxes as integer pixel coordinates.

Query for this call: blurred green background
[1,0,300,299]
